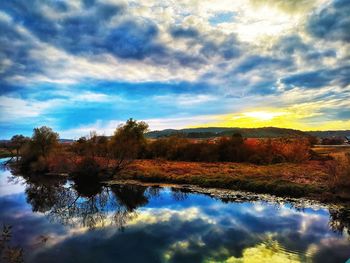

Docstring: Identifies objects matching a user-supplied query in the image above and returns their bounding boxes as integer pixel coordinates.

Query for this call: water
[0,158,350,263]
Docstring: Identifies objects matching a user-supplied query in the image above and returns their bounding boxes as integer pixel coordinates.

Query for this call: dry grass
[325,152,350,200]
[312,146,350,158]
[39,146,350,202]
[117,159,331,199]
[123,159,328,185]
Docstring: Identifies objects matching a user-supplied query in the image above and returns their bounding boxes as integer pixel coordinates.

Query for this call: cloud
[0,0,349,136]
[281,65,350,89]
[307,0,350,42]
[170,26,199,39]
[200,35,241,60]
[0,96,59,121]
[0,90,120,123]
[234,55,293,74]
[0,0,123,48]
[105,20,166,60]
[153,94,218,106]
[250,0,317,13]
[274,35,309,55]
[0,12,42,81]
[0,0,205,80]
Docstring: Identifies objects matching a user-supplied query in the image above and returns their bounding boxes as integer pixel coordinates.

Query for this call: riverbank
[0,148,14,158]
[115,159,349,203]
[6,149,349,204]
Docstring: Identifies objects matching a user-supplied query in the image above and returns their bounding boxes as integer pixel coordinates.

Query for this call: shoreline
[104,179,348,210]
[112,159,349,204]
[5,157,349,205]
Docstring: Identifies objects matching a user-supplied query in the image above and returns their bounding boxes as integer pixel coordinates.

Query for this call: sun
[242,111,285,121]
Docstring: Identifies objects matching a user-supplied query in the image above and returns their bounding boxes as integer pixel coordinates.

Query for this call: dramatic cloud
[282,66,350,89]
[0,0,349,138]
[307,0,350,42]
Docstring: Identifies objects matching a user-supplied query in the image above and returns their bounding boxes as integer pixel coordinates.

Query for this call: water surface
[0,158,349,263]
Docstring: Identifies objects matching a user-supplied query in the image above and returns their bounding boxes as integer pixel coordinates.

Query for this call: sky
[0,0,349,139]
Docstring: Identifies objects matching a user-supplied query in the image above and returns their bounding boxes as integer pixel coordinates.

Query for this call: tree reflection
[23,177,158,230]
[19,174,350,237]
[329,207,350,235]
[171,187,189,201]
[111,184,149,211]
[25,176,68,213]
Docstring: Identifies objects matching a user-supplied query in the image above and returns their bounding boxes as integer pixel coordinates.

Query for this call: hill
[146,127,308,139]
[307,130,350,138]
[146,127,350,139]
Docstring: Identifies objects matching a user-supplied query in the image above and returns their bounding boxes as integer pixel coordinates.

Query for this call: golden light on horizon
[195,108,350,131]
[241,111,286,121]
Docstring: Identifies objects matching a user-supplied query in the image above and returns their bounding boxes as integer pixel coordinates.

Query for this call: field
[116,159,326,199]
[312,145,350,157]
[110,146,349,202]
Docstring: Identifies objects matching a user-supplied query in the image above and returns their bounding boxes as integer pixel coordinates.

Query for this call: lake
[0,158,349,263]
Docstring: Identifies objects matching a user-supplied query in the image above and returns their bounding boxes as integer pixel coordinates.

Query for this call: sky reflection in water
[0,161,349,263]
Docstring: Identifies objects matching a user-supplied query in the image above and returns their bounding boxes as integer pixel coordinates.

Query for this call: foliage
[31,126,59,158]
[109,118,149,172]
[10,120,313,182]
[10,135,30,157]
[19,126,59,173]
[73,156,101,179]
[145,136,311,164]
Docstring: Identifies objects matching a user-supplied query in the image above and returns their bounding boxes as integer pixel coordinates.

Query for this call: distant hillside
[146,127,308,139]
[307,130,350,138]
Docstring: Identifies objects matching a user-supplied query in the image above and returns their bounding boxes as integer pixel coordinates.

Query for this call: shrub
[322,137,344,145]
[248,154,264,165]
[47,153,75,174]
[73,157,101,179]
[30,156,49,173]
[271,154,286,164]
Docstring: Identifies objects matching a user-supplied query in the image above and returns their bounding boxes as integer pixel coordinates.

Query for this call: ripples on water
[0,158,349,263]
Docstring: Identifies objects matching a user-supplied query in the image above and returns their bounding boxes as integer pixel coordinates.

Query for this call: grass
[116,159,331,200]
[312,145,350,158]
[0,148,14,158]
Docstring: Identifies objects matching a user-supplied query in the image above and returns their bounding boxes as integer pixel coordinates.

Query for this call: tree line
[143,134,311,164]
[3,119,314,177]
